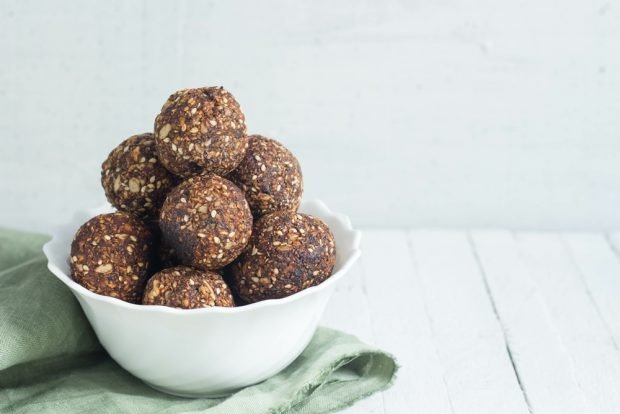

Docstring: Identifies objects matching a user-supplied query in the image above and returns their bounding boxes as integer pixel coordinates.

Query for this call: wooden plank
[564,233,620,348]
[408,230,529,414]
[321,260,386,414]
[322,261,376,345]
[362,231,452,414]
[516,232,620,413]
[471,231,589,414]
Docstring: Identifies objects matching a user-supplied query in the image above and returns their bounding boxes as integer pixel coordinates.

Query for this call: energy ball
[159,174,252,270]
[70,212,154,303]
[101,133,177,220]
[228,135,303,217]
[142,266,235,309]
[229,211,336,303]
[154,87,248,178]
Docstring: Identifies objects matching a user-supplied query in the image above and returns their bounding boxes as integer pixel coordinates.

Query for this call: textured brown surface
[146,223,179,271]
[154,87,248,178]
[101,133,177,220]
[70,212,154,303]
[229,211,336,303]
[228,135,303,217]
[155,235,179,269]
[142,266,234,309]
[159,174,253,270]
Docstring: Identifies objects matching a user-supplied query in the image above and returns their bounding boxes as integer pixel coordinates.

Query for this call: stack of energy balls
[70,87,336,309]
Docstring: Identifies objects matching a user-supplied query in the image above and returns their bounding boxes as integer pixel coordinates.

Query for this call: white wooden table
[321,230,620,414]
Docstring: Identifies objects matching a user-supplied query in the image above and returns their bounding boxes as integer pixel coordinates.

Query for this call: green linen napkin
[0,229,397,414]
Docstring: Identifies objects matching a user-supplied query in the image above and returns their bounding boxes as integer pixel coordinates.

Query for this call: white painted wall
[1,0,619,232]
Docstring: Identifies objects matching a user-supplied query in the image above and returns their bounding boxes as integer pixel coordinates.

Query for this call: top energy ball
[154,87,248,177]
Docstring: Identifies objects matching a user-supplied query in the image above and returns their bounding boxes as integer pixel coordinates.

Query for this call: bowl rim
[42,199,362,315]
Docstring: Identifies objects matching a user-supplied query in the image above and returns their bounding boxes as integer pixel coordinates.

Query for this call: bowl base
[144,381,240,399]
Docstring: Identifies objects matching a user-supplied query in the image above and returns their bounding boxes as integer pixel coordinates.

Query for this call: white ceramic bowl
[43,200,361,397]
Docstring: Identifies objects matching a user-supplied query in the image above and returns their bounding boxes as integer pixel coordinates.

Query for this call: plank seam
[562,235,620,355]
[405,232,456,414]
[604,233,620,264]
[513,232,593,413]
[466,232,533,414]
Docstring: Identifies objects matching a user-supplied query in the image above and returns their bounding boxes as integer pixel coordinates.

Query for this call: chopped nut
[159,124,172,139]
[95,263,113,273]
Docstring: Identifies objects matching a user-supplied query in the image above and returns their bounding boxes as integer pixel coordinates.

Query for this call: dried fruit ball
[142,266,235,309]
[228,135,303,217]
[101,133,177,220]
[154,87,248,178]
[159,174,252,270]
[229,211,336,303]
[70,212,154,303]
